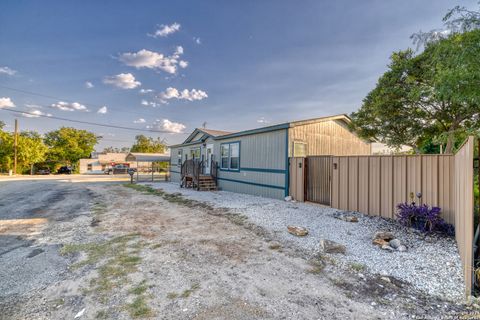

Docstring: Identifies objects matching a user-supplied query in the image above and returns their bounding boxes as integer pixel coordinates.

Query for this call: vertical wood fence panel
[454,137,474,297]
[305,156,332,205]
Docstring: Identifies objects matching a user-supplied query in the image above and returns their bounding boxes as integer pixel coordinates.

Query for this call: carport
[125,153,170,182]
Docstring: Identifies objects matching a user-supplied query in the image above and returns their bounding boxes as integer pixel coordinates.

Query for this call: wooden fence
[290,137,475,296]
[454,137,475,296]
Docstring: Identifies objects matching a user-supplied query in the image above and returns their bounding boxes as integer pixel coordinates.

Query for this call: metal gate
[305,156,332,205]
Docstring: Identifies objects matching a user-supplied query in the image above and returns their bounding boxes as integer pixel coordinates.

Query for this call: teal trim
[240,167,286,174]
[218,177,285,190]
[284,128,289,197]
[214,123,289,140]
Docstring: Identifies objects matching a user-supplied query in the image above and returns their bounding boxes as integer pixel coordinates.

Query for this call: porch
[180,159,218,191]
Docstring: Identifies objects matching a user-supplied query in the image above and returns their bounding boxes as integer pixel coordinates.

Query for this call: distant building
[79,153,131,173]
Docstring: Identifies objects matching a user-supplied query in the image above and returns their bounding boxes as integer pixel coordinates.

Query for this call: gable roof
[182,128,233,144]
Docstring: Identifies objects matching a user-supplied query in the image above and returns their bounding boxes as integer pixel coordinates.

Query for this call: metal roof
[125,153,170,162]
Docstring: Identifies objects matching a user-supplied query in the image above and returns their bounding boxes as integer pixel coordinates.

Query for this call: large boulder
[287,226,308,236]
[319,239,346,254]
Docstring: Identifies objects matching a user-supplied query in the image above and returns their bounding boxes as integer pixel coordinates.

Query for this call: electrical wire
[0,108,187,134]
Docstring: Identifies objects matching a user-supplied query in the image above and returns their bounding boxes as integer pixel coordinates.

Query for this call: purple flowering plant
[396,202,455,236]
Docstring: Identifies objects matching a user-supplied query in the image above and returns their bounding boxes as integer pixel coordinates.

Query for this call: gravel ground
[151,182,465,302]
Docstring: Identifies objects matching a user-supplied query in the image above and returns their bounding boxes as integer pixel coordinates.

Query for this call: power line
[0,84,165,118]
[0,108,188,134]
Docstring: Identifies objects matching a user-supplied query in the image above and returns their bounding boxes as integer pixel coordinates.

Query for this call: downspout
[285,128,289,198]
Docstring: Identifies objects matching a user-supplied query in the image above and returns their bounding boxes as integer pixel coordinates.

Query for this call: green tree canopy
[350,29,480,153]
[130,135,166,153]
[44,127,98,165]
[17,131,48,174]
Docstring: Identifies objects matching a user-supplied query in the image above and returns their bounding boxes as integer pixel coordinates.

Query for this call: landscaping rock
[287,225,308,236]
[381,244,395,251]
[397,245,407,252]
[319,239,346,254]
[389,239,401,249]
[372,238,389,247]
[284,196,293,202]
[373,231,395,241]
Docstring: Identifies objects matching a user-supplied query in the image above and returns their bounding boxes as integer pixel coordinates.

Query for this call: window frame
[220,141,241,172]
[177,149,183,166]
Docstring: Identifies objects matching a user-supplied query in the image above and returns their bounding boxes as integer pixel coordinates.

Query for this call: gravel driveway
[0,178,469,319]
[152,183,464,302]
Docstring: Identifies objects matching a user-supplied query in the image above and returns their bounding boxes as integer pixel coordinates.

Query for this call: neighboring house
[169,114,371,199]
[79,153,130,173]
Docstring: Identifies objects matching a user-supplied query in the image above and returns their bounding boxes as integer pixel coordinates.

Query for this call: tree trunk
[444,132,455,154]
[30,164,33,175]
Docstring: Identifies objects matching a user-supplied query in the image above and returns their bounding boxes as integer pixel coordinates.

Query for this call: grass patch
[129,280,149,295]
[168,283,200,300]
[349,262,366,272]
[126,296,154,318]
[225,213,248,226]
[95,310,109,319]
[151,243,163,249]
[123,184,208,208]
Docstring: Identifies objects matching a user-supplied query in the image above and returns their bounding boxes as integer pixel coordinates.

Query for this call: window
[220,142,240,171]
[87,164,92,171]
[177,149,183,166]
[190,148,200,160]
[293,141,307,157]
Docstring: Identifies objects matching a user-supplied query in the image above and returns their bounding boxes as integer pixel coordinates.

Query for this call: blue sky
[0,1,477,150]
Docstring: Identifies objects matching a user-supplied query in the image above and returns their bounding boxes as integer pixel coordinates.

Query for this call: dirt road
[0,178,466,319]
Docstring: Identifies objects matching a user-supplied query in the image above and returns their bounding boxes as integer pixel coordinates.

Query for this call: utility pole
[13,118,18,175]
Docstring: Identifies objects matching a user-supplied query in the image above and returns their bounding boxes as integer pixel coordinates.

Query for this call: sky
[0,0,477,150]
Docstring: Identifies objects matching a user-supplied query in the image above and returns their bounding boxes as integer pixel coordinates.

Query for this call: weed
[126,296,154,318]
[151,243,163,249]
[95,310,109,319]
[167,292,179,299]
[225,213,248,226]
[268,243,281,250]
[349,262,366,272]
[129,280,149,295]
[306,259,325,274]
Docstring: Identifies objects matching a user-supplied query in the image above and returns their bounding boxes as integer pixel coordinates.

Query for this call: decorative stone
[287,225,308,236]
[373,231,395,241]
[381,244,395,251]
[344,216,359,223]
[372,238,389,247]
[319,239,346,254]
[380,276,391,283]
[284,196,293,202]
[397,245,407,252]
[389,239,401,249]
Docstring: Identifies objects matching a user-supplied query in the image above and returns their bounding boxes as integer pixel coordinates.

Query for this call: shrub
[396,202,455,236]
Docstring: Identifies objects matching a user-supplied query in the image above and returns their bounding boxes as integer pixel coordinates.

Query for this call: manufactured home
[169,114,371,199]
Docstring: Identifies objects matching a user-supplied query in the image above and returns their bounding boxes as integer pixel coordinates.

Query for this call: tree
[17,131,48,174]
[103,146,130,153]
[350,29,480,153]
[130,135,166,153]
[0,123,13,172]
[44,127,98,167]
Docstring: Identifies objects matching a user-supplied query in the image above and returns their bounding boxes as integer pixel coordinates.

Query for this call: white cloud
[25,104,42,109]
[134,118,146,124]
[141,99,159,107]
[118,48,187,74]
[257,117,270,124]
[139,88,154,94]
[21,110,52,118]
[103,73,141,89]
[85,81,94,89]
[194,37,201,44]
[150,22,181,38]
[158,87,208,103]
[179,60,188,68]
[97,106,107,114]
[148,119,186,133]
[0,97,15,108]
[0,66,16,76]
[50,101,88,112]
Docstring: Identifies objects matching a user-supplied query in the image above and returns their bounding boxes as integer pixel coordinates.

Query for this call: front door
[204,144,213,174]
